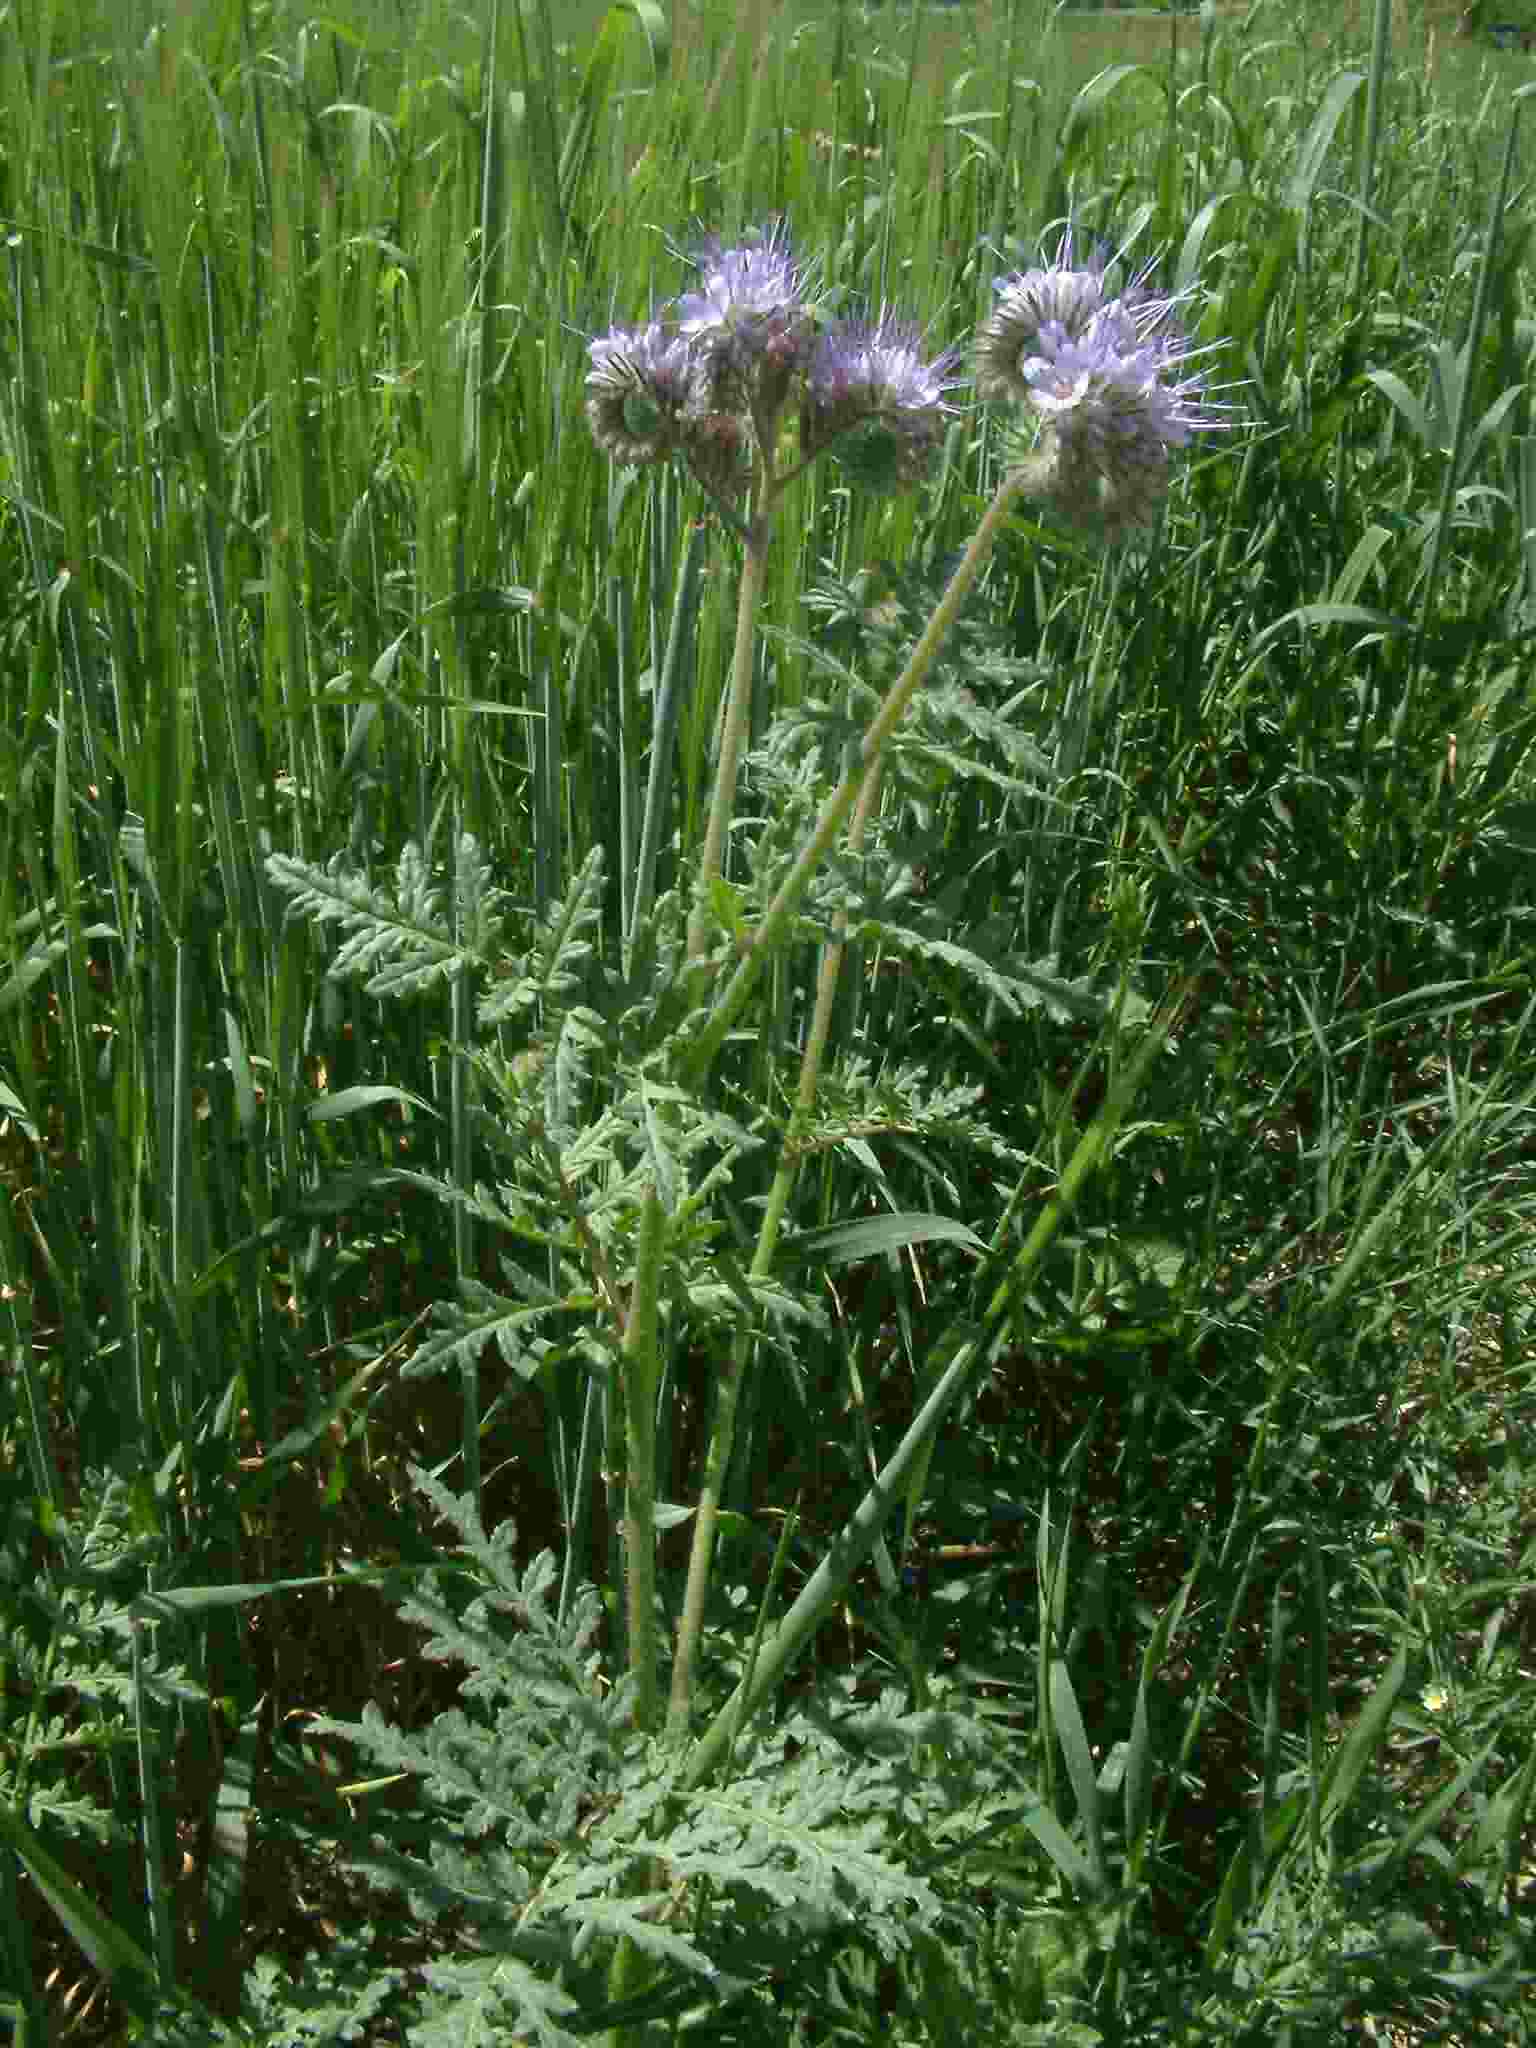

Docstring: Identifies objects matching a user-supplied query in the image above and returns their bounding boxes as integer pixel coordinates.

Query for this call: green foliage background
[3,0,1536,2040]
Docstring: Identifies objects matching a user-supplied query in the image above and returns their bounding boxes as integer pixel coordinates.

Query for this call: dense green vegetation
[3,0,1536,2039]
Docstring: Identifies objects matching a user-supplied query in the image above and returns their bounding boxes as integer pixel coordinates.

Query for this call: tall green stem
[1349,0,1392,316]
[666,759,884,1738]
[623,1185,667,1732]
[684,465,1030,1085]
[687,506,775,958]
[667,468,1029,1734]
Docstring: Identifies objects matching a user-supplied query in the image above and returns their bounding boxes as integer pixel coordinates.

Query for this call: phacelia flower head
[974,233,1115,400]
[802,315,959,490]
[677,221,808,345]
[676,221,816,415]
[1023,307,1224,539]
[585,321,699,467]
[583,221,961,507]
[977,233,1230,539]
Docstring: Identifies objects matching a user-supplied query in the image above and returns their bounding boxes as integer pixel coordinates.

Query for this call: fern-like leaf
[240,1936,407,2044]
[402,1277,575,1385]
[290,1471,987,2044]
[478,848,605,1027]
[625,1759,941,1958]
[266,840,491,996]
[408,1953,583,2048]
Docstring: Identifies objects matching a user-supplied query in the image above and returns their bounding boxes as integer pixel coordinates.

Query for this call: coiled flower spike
[802,315,960,489]
[584,322,699,467]
[977,233,1230,540]
[584,225,955,503]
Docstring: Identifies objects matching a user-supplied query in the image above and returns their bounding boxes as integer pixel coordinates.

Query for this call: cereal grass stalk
[623,1183,668,1732]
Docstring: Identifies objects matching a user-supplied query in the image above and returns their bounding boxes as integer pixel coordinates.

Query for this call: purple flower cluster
[976,234,1225,539]
[802,317,959,490]
[585,224,956,499]
[586,225,1226,532]
[584,323,698,468]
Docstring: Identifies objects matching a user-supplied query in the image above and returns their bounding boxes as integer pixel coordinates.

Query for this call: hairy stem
[684,464,1030,1086]
[668,467,1028,1735]
[623,1184,667,1731]
[687,506,775,958]
[666,759,884,1738]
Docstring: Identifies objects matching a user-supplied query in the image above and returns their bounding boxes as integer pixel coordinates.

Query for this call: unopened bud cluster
[585,223,958,500]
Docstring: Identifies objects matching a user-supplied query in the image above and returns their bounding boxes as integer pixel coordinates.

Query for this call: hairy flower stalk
[666,746,886,1738]
[666,466,1030,1735]
[673,229,818,957]
[585,228,954,960]
[681,239,1228,1072]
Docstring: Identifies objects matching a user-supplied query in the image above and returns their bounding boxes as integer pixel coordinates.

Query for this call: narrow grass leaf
[1319,1645,1409,1845]
[1049,1659,1106,1896]
[783,1213,985,1268]
[0,1803,161,2018]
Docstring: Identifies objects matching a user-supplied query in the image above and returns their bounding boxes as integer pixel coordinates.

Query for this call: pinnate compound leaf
[854,922,1113,1024]
[242,1938,406,2044]
[607,1760,940,1957]
[403,1278,568,1383]
[479,847,606,1026]
[266,838,492,995]
[568,1900,722,1984]
[409,1955,582,2048]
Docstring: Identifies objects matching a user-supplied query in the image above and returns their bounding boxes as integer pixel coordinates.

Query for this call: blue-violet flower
[977,235,1227,538]
[676,222,816,417]
[802,316,958,489]
[585,321,699,467]
[974,234,1114,396]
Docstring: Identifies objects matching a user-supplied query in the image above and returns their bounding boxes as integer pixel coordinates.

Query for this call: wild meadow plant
[241,223,1234,2042]
[578,221,1227,1752]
